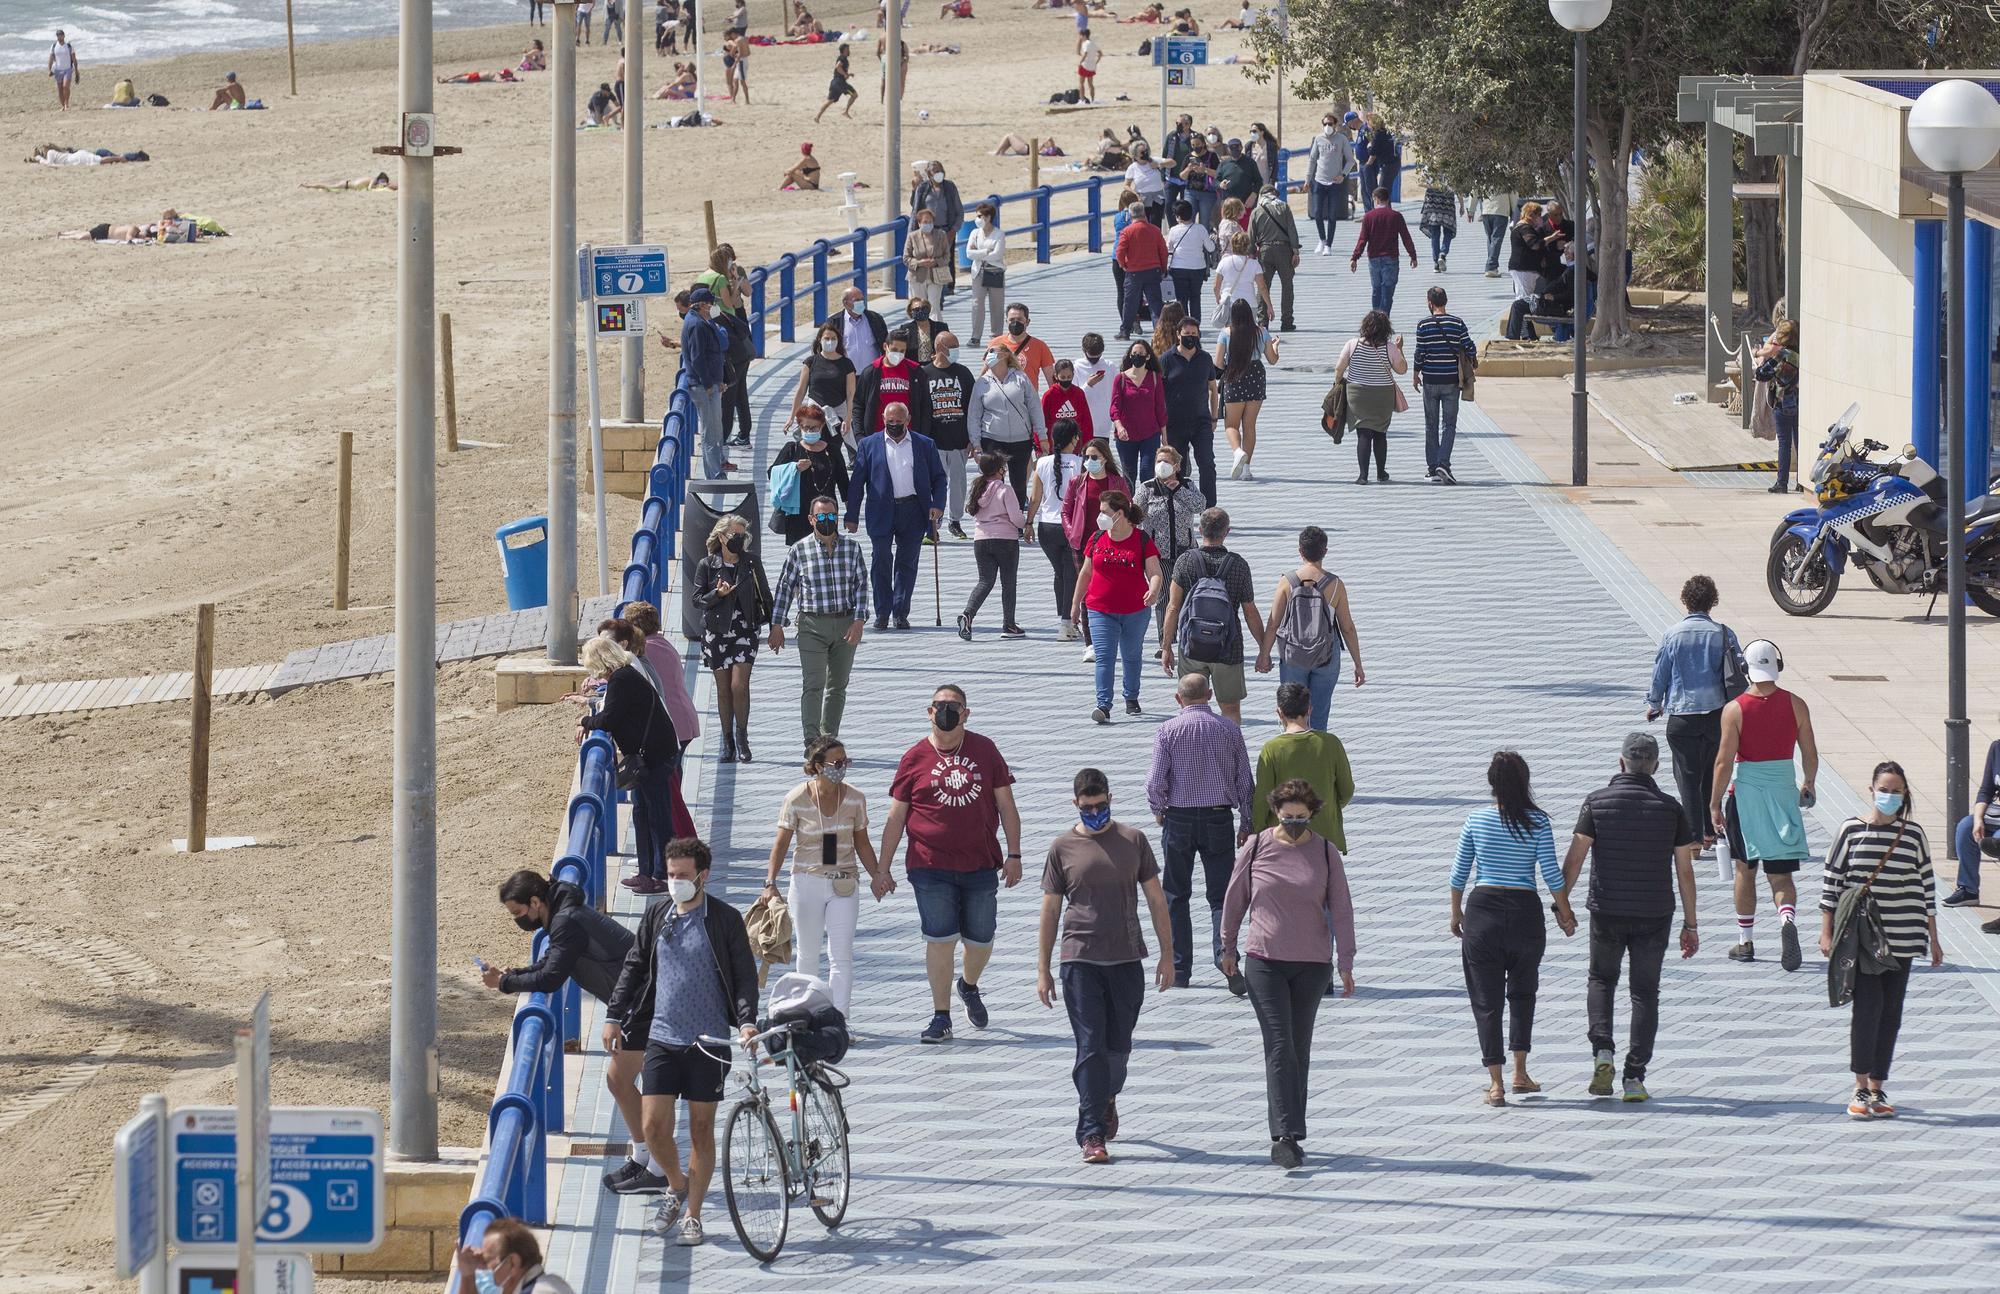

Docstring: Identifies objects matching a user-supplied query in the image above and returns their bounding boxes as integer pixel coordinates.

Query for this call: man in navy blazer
[844,404,947,629]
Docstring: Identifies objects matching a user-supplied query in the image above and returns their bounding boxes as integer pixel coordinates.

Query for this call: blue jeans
[1366,256,1399,315]
[691,383,726,479]
[1277,659,1340,732]
[908,866,1000,946]
[1481,214,1508,271]
[869,498,929,621]
[1088,608,1149,711]
[1170,268,1206,323]
[1955,815,1984,894]
[1425,225,1455,262]
[1121,267,1165,337]
[1160,805,1238,981]
[1422,380,1460,473]
[1115,435,1161,487]
[1189,188,1218,229]
[1061,960,1144,1143]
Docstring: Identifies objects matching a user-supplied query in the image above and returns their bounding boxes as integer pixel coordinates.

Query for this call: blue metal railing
[743,149,1307,358]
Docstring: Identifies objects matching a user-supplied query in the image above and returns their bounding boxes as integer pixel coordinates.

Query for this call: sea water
[0,0,532,75]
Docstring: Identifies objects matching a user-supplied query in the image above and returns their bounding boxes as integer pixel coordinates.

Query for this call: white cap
[1743,639,1782,683]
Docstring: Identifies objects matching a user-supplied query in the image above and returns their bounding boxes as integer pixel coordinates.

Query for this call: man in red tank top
[1709,640,1819,971]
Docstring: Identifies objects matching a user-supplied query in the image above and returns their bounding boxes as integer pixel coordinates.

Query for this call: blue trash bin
[957,216,976,270]
[496,516,550,611]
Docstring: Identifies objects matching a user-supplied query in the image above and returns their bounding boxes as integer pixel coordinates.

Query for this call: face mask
[813,514,838,535]
[666,876,700,904]
[979,216,992,228]
[820,338,839,355]
[935,350,953,366]
[1154,459,1175,480]
[1179,335,1199,350]
[1127,352,1148,369]
[1079,805,1112,831]
[513,912,542,933]
[725,533,746,555]
[1874,791,1904,815]
[885,349,907,365]
[1007,320,1027,337]
[910,305,929,320]
[1096,513,1115,531]
[473,1272,502,1294]
[1085,458,1106,477]
[821,764,848,785]
[1057,377,1073,389]
[1279,815,1311,835]
[801,429,824,444]
[847,300,864,317]
[1323,124,1336,136]
[886,423,908,439]
[932,700,963,732]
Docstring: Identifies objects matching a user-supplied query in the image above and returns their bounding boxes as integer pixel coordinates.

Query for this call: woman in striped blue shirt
[1450,751,1577,1106]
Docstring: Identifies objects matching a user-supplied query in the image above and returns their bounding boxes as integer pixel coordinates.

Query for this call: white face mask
[667,876,699,904]
[886,348,907,364]
[1085,458,1107,477]
[1154,459,1175,480]
[820,338,839,355]
[1322,124,1336,136]
[1096,513,1115,531]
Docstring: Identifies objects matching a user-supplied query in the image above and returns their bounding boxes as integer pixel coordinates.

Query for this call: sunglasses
[813,513,838,523]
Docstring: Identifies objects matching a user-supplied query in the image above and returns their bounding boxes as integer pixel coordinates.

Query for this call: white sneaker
[1082,644,1096,662]
[1318,242,1332,257]
[1241,465,1256,482]
[674,1213,705,1247]
[1058,619,1079,641]
[1229,448,1247,480]
[1314,240,1328,255]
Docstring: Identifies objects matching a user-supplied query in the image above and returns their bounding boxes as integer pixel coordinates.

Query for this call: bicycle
[697,1021,851,1262]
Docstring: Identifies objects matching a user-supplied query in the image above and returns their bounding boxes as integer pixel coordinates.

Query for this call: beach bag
[768,460,801,517]
[1321,379,1347,444]
[1827,821,1908,1007]
[147,93,170,107]
[1275,572,1338,669]
[1176,550,1239,664]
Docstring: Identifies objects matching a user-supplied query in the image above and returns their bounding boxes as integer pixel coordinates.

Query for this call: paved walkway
[541,230,2000,1292]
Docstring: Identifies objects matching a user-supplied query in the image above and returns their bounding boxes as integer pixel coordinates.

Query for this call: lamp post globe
[1548,0,1612,32]
[1908,78,2000,175]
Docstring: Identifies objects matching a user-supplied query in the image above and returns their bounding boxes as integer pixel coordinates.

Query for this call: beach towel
[1731,759,1807,861]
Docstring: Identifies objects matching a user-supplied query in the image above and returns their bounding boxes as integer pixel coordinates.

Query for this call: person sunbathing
[209,72,247,109]
[61,208,178,241]
[789,7,826,34]
[781,142,822,190]
[1122,2,1164,21]
[937,0,973,16]
[1171,8,1198,33]
[992,133,1066,156]
[519,40,547,70]
[437,68,518,83]
[654,64,697,98]
[302,172,396,191]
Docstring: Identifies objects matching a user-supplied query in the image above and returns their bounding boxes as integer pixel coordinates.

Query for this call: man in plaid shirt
[1146,673,1255,990]
[768,494,870,747]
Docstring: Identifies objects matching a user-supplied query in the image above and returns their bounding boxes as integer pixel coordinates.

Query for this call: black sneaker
[919,1011,952,1044]
[1780,922,1802,971]
[1438,465,1458,485]
[1271,1136,1304,1168]
[957,976,989,1029]
[948,521,968,540]
[1353,474,1370,485]
[956,613,973,642]
[1091,707,1110,724]
[604,1161,671,1195]
[872,616,889,631]
[1124,698,1142,716]
[1000,623,1028,639]
[1943,887,1981,907]
[893,615,912,630]
[1983,914,2000,935]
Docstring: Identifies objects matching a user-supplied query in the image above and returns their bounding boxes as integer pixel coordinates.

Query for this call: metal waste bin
[679,480,763,640]
[495,516,550,611]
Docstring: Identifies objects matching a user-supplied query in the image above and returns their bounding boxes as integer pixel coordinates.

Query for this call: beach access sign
[595,299,646,337]
[589,245,670,299]
[170,1253,313,1294]
[171,1106,383,1253]
[115,1103,165,1278]
[1153,37,1207,67]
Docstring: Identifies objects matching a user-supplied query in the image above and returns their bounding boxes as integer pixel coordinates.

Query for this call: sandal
[1483,1086,1507,1107]
[1511,1078,1542,1094]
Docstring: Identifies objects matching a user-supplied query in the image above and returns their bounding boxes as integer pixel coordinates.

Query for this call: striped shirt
[1452,807,1565,893]
[771,533,871,625]
[1819,818,1935,960]
[1344,340,1400,388]
[1413,312,1474,383]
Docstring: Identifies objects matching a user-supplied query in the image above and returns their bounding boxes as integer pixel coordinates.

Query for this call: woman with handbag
[1818,761,1940,1119]
[761,735,890,1017]
[1165,202,1216,323]
[691,515,772,764]
[771,403,850,545]
[1334,309,1407,484]
[972,343,1045,505]
[578,635,680,895]
[1754,319,1802,494]
[965,202,1007,346]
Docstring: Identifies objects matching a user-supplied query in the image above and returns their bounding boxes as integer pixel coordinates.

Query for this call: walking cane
[932,521,942,626]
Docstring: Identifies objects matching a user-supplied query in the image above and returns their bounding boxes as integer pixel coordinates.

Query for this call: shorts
[54,70,74,85]
[1079,66,1097,80]
[1185,656,1246,705]
[1724,794,1801,874]
[642,1039,728,1103]
[908,866,1000,946]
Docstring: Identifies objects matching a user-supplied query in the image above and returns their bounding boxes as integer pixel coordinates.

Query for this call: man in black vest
[1559,732,1700,1103]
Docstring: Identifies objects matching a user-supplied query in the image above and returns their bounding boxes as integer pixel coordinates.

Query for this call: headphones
[1743,639,1784,674]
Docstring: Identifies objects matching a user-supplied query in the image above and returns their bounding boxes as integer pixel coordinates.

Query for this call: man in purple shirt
[1145,673,1254,988]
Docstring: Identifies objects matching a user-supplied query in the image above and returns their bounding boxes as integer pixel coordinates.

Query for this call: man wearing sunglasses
[769,493,871,749]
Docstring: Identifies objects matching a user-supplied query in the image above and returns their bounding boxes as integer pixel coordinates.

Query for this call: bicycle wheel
[803,1079,851,1228]
[723,1097,790,1262]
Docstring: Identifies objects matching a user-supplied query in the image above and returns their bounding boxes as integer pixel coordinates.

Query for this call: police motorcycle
[1766,403,2000,617]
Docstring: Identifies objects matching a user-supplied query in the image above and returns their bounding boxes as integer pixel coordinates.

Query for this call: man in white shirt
[840,286,885,370]
[1074,332,1117,436]
[48,31,79,110]
[1077,31,1101,103]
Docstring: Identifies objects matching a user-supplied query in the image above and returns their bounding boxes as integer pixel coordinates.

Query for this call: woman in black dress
[691,515,772,764]
[771,402,851,546]
[791,321,859,456]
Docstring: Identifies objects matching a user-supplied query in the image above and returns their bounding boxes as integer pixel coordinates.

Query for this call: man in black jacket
[918,330,976,536]
[604,837,758,1248]
[852,325,932,439]
[484,871,659,1195]
[1560,733,1700,1104]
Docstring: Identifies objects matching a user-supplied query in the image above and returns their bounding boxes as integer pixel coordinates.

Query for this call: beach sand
[0,9,1305,1288]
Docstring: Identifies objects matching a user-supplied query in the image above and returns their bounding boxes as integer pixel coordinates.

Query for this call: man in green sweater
[1253,682,1354,848]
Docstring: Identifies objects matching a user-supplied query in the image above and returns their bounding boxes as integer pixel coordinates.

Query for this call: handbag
[1826,820,1909,1008]
[980,266,1004,289]
[1750,374,1776,440]
[615,699,656,790]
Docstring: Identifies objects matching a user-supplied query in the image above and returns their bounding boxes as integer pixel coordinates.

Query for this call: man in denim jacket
[1644,575,1744,853]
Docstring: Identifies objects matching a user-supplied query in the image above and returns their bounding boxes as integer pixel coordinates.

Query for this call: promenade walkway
[541,232,2000,1291]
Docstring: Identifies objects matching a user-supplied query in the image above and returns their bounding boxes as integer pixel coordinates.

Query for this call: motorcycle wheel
[1969,537,2000,617]
[1767,531,1840,616]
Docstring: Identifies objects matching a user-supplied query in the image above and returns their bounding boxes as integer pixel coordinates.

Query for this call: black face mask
[513,912,542,933]
[886,424,908,440]
[813,515,838,536]
[1179,336,1199,350]
[932,701,963,732]
[1007,320,1027,337]
[725,533,746,556]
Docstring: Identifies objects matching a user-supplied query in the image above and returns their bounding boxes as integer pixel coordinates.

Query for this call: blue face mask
[1079,804,1112,831]
[473,1272,501,1294]
[1874,791,1904,815]
[801,429,823,444]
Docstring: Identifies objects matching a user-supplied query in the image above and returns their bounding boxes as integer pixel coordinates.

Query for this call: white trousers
[789,869,859,1017]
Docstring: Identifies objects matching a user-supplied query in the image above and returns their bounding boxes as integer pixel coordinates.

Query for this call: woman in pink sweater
[957,452,1028,640]
[1109,339,1168,485]
[1220,776,1357,1169]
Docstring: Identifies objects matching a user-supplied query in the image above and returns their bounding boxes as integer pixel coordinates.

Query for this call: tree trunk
[1741,150,1782,330]
[1589,108,1634,346]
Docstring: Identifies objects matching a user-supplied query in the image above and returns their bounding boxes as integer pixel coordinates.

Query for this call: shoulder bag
[1826,819,1909,1007]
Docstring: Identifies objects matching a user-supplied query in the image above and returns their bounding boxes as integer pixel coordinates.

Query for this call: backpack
[1275,572,1338,668]
[1176,550,1240,664]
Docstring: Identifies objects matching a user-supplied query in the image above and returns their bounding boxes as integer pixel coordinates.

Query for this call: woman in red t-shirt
[1069,488,1162,723]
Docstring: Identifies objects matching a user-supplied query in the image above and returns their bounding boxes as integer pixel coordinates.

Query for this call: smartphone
[474,957,490,972]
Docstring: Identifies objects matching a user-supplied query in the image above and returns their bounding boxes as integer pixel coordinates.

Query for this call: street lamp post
[1549,0,1611,488]
[1908,79,2000,839]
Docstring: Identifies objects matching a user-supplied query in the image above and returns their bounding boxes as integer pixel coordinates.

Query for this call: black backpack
[1177,550,1240,664]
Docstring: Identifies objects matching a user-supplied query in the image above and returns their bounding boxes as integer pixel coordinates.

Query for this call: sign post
[582,244,668,596]
[173,1107,385,1254]
[170,1252,313,1293]
[235,994,271,1294]
[116,1095,170,1293]
[1152,38,1208,162]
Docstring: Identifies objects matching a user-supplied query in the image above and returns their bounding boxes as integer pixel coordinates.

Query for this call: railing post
[891,214,911,299]
[853,231,870,300]
[811,239,830,326]
[748,268,767,359]
[778,254,798,343]
[1087,179,1103,253]
[1035,186,1052,263]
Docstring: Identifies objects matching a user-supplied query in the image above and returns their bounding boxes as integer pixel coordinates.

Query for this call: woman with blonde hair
[1213,229,1272,326]
[1505,201,1549,338]
[578,635,680,894]
[1217,195,1248,247]
[691,515,771,763]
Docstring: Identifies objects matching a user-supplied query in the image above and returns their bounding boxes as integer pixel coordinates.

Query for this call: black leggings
[981,437,1033,510]
[1037,522,1078,620]
[964,537,1020,625]
[1850,957,1912,1081]
[724,369,753,441]
[1355,428,1387,477]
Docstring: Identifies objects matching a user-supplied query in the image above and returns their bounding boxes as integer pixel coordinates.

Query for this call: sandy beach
[0,7,1319,1289]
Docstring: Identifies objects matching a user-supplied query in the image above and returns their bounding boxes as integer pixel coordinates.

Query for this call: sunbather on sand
[302,172,396,191]
[438,68,519,83]
[992,133,1066,157]
[60,207,179,241]
[210,73,247,110]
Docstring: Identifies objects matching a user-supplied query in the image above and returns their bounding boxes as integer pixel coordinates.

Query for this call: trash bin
[957,216,976,270]
[678,481,763,640]
[495,516,550,611]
